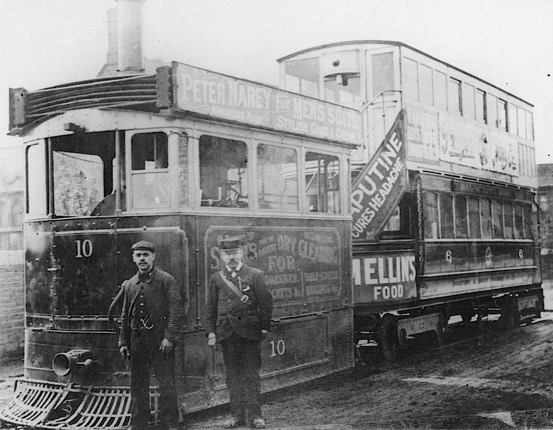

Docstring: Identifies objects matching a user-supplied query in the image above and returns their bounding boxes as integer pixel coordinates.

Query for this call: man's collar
[137,266,156,283]
[225,262,243,277]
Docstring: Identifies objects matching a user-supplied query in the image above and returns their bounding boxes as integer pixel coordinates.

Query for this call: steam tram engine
[0,62,359,428]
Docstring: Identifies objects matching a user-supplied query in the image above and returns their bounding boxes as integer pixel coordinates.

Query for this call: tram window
[423,192,439,239]
[257,144,298,211]
[468,197,481,238]
[178,135,189,208]
[526,111,534,140]
[455,195,468,238]
[518,108,527,138]
[523,204,533,239]
[463,84,475,120]
[324,75,361,108]
[131,132,170,209]
[372,52,394,96]
[26,143,47,216]
[488,94,498,128]
[481,199,492,239]
[403,58,418,101]
[504,202,514,239]
[514,203,524,239]
[285,58,319,98]
[475,89,486,124]
[440,194,454,239]
[498,99,508,131]
[305,152,340,214]
[200,135,248,208]
[419,64,433,105]
[434,71,447,110]
[509,104,518,135]
[448,78,462,115]
[492,200,504,239]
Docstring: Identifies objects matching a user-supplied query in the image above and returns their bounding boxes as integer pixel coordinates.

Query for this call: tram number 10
[269,339,285,357]
[75,239,93,258]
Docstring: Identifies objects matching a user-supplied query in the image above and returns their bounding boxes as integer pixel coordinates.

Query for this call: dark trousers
[221,332,262,422]
[130,330,179,428]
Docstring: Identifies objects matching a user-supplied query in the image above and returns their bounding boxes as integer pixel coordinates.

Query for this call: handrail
[360,89,402,114]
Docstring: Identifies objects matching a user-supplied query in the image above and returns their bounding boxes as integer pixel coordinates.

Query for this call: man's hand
[208,332,217,347]
[119,346,130,360]
[159,338,174,355]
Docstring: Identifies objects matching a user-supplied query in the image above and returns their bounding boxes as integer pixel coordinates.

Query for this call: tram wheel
[378,315,399,361]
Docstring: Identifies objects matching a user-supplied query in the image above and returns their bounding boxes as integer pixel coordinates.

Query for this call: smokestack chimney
[106,7,118,67]
[117,0,145,74]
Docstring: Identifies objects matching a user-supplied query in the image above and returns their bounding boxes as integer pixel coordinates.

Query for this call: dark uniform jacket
[206,264,273,342]
[119,267,185,347]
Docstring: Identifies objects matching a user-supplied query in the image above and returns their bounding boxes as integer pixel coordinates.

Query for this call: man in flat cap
[206,236,273,429]
[119,241,185,430]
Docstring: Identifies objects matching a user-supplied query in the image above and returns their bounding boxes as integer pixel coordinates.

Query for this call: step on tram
[0,32,543,430]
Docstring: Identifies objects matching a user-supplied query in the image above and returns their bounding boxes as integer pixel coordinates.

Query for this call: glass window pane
[488,94,498,128]
[434,71,447,110]
[476,89,486,123]
[424,192,439,239]
[419,64,433,105]
[305,152,340,214]
[200,135,248,208]
[492,200,504,239]
[504,202,514,239]
[440,194,454,238]
[518,108,527,138]
[523,204,533,239]
[178,135,189,208]
[526,111,534,140]
[455,195,468,238]
[463,83,475,119]
[131,133,170,209]
[285,58,320,98]
[509,104,518,135]
[257,144,298,211]
[481,199,492,239]
[54,151,104,216]
[498,99,508,131]
[468,197,481,238]
[324,76,361,108]
[26,143,47,216]
[403,57,418,101]
[448,78,462,115]
[514,203,524,239]
[372,52,394,96]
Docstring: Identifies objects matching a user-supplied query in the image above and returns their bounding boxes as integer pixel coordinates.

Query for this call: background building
[0,144,24,358]
[538,164,553,280]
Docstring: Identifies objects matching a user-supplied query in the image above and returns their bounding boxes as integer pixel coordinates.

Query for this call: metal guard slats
[0,379,160,429]
[11,73,167,131]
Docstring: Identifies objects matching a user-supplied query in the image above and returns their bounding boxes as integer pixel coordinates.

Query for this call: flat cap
[131,240,155,253]
[219,236,244,251]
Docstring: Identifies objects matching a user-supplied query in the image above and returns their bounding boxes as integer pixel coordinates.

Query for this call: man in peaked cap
[206,236,273,429]
[119,240,186,430]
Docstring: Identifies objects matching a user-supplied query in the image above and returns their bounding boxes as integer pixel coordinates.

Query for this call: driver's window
[130,132,170,209]
[199,135,248,208]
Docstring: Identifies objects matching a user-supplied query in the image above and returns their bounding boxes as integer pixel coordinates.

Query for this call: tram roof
[8,62,362,149]
[278,40,533,107]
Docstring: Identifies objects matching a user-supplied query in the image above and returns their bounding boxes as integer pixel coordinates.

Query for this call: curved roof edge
[277,40,533,107]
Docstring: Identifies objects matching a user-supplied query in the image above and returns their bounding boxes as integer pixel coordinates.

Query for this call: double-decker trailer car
[0,62,360,429]
[279,40,542,358]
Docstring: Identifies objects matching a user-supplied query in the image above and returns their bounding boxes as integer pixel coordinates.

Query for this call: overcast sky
[1,0,551,163]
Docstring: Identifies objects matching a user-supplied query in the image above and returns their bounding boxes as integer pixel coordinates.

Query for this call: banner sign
[173,62,361,145]
[405,105,519,176]
[352,251,417,304]
[351,111,406,241]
